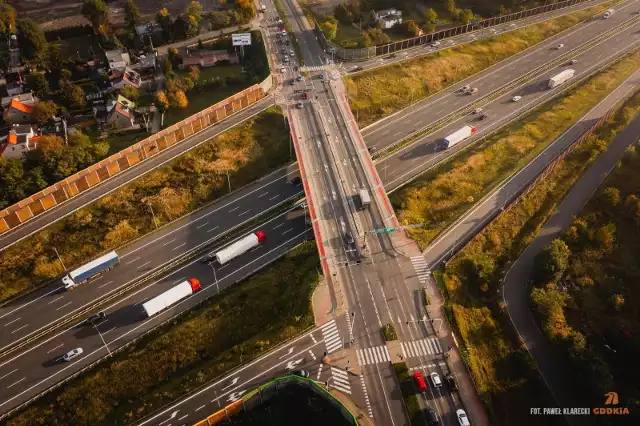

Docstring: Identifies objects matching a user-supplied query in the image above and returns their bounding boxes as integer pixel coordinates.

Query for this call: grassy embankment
[529,101,640,413]
[6,242,319,426]
[392,50,640,249]
[435,74,640,424]
[345,1,614,127]
[0,107,290,302]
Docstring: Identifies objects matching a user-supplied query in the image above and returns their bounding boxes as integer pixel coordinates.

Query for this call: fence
[193,377,358,426]
[0,75,273,235]
[315,0,597,61]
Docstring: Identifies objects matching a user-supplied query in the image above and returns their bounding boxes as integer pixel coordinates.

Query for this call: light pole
[146,203,159,229]
[52,247,66,271]
[94,324,111,355]
[349,311,357,343]
[406,316,443,334]
[226,171,232,193]
[207,261,220,294]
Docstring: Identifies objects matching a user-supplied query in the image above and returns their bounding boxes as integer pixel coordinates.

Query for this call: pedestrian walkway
[300,64,332,72]
[401,338,443,358]
[330,367,352,394]
[408,361,448,372]
[356,345,391,366]
[410,256,431,284]
[320,319,343,354]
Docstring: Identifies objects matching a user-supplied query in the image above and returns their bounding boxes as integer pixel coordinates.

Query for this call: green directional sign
[370,227,395,234]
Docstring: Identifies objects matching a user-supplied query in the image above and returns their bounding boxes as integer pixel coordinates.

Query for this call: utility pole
[53,247,66,271]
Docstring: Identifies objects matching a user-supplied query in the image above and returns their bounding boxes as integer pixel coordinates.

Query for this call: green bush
[382,323,398,341]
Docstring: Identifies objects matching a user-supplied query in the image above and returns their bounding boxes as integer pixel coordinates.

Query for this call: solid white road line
[56,301,72,311]
[46,344,64,354]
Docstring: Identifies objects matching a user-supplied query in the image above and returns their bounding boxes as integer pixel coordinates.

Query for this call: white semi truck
[142,278,201,317]
[358,188,371,210]
[442,126,476,150]
[548,69,575,89]
[62,251,119,290]
[214,231,266,265]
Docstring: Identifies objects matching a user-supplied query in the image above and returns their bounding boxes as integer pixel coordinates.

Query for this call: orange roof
[9,98,33,114]
[7,132,17,144]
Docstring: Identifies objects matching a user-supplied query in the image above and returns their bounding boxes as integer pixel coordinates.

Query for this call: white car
[430,41,441,47]
[280,66,286,73]
[511,95,522,102]
[63,347,83,362]
[555,43,564,49]
[296,101,303,109]
[430,372,442,387]
[472,108,483,114]
[456,409,471,426]
[467,87,478,95]
[569,59,578,65]
[460,85,471,92]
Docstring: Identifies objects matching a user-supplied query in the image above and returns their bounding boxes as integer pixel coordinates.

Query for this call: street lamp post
[52,247,67,271]
[147,203,159,229]
[94,324,111,356]
[208,262,220,294]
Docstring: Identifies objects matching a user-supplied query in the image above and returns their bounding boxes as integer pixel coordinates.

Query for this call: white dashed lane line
[162,239,176,247]
[3,317,21,327]
[47,296,64,305]
[56,301,72,311]
[173,243,187,251]
[46,343,64,354]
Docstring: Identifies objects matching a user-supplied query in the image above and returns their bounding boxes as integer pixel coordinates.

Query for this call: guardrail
[315,0,601,61]
[372,11,640,162]
[0,76,273,236]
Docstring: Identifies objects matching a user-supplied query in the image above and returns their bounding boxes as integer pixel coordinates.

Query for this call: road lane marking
[125,256,141,265]
[282,228,294,235]
[207,226,220,233]
[162,239,176,247]
[308,350,316,360]
[3,317,21,327]
[178,415,188,421]
[56,301,72,311]
[10,324,28,334]
[273,223,284,229]
[97,280,113,289]
[0,369,17,380]
[0,285,63,319]
[102,327,116,335]
[239,210,251,216]
[229,206,240,213]
[46,344,64,354]
[196,221,209,229]
[258,191,269,197]
[173,243,187,250]
[47,296,64,305]
[269,194,280,200]
[6,377,25,389]
[195,405,205,412]
[137,261,152,270]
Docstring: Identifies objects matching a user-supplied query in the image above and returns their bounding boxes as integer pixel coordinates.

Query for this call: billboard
[232,33,252,46]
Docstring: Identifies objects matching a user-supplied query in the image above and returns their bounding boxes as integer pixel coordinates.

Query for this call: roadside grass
[345,1,614,127]
[0,107,291,302]
[102,128,149,154]
[6,242,320,426]
[334,23,363,48]
[393,362,421,426]
[391,50,640,250]
[438,75,640,426]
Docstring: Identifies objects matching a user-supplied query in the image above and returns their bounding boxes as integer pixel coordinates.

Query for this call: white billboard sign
[232,33,252,46]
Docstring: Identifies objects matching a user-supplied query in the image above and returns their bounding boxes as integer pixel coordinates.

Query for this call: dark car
[445,374,458,390]
[425,408,439,425]
[289,176,302,186]
[301,92,309,100]
[296,75,303,81]
[344,232,355,246]
[290,78,295,85]
[201,252,215,263]
[292,369,309,377]
[478,113,489,121]
[86,312,106,325]
[350,66,364,73]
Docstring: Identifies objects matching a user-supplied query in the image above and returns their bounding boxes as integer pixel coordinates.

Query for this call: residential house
[1,92,37,110]
[133,53,157,73]
[107,102,135,129]
[111,67,141,91]
[3,95,38,124]
[105,48,131,72]
[372,8,403,29]
[0,124,40,159]
[4,71,24,97]
[179,49,239,69]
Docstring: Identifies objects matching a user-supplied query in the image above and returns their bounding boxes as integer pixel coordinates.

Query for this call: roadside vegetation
[393,362,421,425]
[530,114,640,411]
[392,50,640,249]
[0,107,291,302]
[383,323,398,341]
[438,84,640,424]
[6,242,319,426]
[345,1,613,127]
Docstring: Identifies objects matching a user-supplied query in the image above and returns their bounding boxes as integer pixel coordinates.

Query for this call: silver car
[63,347,83,362]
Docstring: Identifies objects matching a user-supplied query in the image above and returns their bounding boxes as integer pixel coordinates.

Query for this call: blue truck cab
[62,251,119,289]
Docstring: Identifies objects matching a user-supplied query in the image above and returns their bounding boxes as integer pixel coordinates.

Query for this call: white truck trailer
[358,188,371,210]
[603,9,614,18]
[442,126,476,149]
[548,69,575,89]
[215,231,266,265]
[62,251,119,290]
[142,278,201,317]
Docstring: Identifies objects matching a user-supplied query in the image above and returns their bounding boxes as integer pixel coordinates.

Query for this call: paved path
[503,102,640,426]
[156,22,260,56]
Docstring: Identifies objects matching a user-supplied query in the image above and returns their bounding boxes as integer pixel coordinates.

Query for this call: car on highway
[460,85,471,92]
[296,101,304,109]
[292,369,309,377]
[425,407,439,425]
[555,43,564,49]
[385,53,397,59]
[445,374,458,390]
[511,95,522,102]
[456,409,471,426]
[350,66,364,72]
[344,232,355,246]
[430,372,443,387]
[290,49,295,57]
[284,56,290,63]
[467,87,478,95]
[297,75,303,81]
[430,41,441,47]
[478,113,489,121]
[290,78,295,85]
[289,176,302,186]
[472,107,483,114]
[301,92,309,99]
[413,371,427,392]
[85,312,106,325]
[62,347,83,362]
[569,59,578,65]
[280,66,285,73]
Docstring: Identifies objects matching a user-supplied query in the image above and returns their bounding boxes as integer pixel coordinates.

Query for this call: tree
[457,9,474,25]
[188,65,200,83]
[47,43,65,72]
[366,28,390,46]
[209,11,230,29]
[26,72,48,98]
[334,4,352,25]
[155,91,169,111]
[157,8,172,41]
[120,85,140,101]
[59,81,86,109]
[533,239,571,285]
[600,187,621,207]
[82,0,109,36]
[31,101,58,125]
[359,31,372,48]
[124,0,141,29]
[169,90,188,108]
[186,1,203,26]
[424,8,438,33]
[168,47,180,68]
[447,0,458,14]
[0,0,17,36]
[17,19,47,61]
[320,21,337,41]
[162,57,173,75]
[172,15,190,40]
[405,20,420,37]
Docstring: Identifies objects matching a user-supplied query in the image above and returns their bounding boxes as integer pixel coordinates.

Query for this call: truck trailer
[548,69,575,89]
[359,188,371,210]
[142,278,201,317]
[215,231,266,265]
[442,126,476,149]
[603,9,614,18]
[62,251,119,290]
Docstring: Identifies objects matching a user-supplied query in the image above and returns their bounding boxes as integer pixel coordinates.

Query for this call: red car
[301,92,309,99]
[413,371,427,392]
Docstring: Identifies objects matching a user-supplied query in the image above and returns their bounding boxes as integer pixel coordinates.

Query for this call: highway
[0,206,311,414]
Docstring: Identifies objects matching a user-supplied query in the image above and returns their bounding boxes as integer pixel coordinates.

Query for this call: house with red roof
[3,97,36,124]
[0,124,40,159]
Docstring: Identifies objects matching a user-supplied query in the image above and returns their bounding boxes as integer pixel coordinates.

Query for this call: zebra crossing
[360,376,373,418]
[330,367,352,394]
[401,338,443,358]
[300,64,332,72]
[320,319,343,354]
[356,345,391,366]
[410,256,431,284]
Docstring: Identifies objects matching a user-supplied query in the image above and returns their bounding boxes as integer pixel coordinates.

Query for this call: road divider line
[125,257,141,265]
[0,368,17,380]
[3,317,21,327]
[10,325,28,335]
[56,302,72,311]
[46,344,63,355]
[172,243,187,251]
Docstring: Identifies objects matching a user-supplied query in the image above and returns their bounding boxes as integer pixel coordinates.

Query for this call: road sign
[232,33,252,46]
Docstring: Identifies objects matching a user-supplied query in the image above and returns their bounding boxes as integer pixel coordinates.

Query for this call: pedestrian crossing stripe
[356,345,391,366]
[401,338,443,359]
[320,319,342,354]
[330,367,352,394]
[410,256,430,284]
[300,65,333,72]
[359,376,374,418]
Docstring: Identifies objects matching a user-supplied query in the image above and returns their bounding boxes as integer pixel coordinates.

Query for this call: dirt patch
[304,0,344,16]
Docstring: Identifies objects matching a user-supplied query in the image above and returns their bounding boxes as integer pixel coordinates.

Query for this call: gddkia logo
[594,392,629,415]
